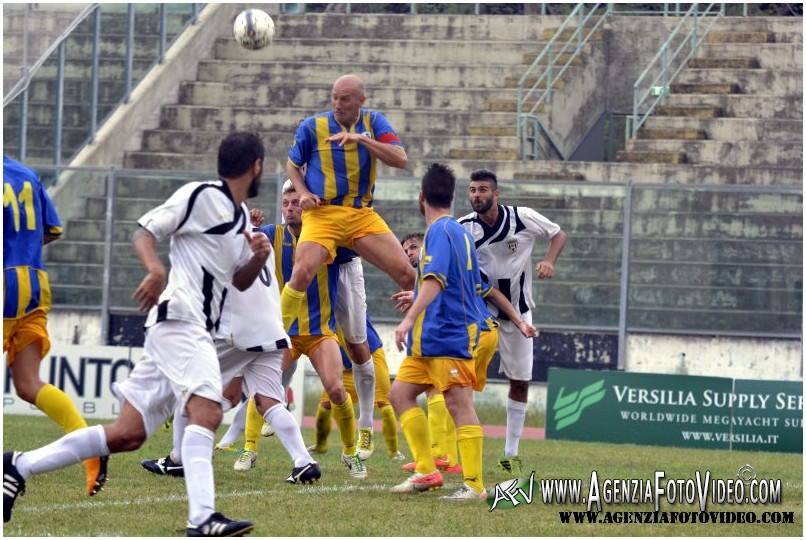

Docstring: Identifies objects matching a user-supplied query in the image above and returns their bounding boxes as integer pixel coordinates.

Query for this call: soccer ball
[233,9,275,50]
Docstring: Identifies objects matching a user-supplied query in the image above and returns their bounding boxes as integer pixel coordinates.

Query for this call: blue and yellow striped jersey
[261,224,340,337]
[287,109,403,208]
[476,276,496,332]
[407,215,485,359]
[339,316,383,370]
[3,156,62,319]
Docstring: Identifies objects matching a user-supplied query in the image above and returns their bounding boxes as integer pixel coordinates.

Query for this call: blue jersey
[3,156,62,319]
[262,224,340,337]
[287,109,403,208]
[339,316,383,369]
[408,216,485,359]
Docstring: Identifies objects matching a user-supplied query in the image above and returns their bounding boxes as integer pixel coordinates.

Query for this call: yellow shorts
[320,347,392,408]
[473,327,499,392]
[290,335,336,361]
[299,205,392,263]
[3,310,50,366]
[396,355,476,393]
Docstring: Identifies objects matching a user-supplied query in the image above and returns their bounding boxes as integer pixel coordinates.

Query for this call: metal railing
[626,2,725,139]
[516,3,611,160]
[3,4,204,166]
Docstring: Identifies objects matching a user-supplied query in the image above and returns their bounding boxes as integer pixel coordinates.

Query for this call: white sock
[182,424,216,527]
[264,403,313,467]
[216,399,248,448]
[352,358,376,430]
[505,398,528,457]
[170,408,189,463]
[17,425,109,480]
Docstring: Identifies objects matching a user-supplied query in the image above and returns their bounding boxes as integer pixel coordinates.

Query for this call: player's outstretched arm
[536,230,568,280]
[132,228,166,312]
[485,287,538,338]
[232,230,271,291]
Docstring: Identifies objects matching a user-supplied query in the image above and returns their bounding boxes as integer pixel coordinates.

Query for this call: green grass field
[2,414,802,536]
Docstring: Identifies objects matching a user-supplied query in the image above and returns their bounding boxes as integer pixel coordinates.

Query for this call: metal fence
[36,167,803,355]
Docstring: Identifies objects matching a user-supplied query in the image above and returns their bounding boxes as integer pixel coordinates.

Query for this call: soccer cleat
[214,444,239,453]
[340,453,367,479]
[161,415,173,432]
[186,512,255,537]
[87,455,110,495]
[439,483,487,501]
[402,456,462,474]
[260,421,274,437]
[389,471,444,494]
[306,444,327,455]
[497,455,523,476]
[233,450,257,472]
[356,428,374,461]
[285,462,322,485]
[3,451,25,523]
[141,455,184,478]
[389,451,407,461]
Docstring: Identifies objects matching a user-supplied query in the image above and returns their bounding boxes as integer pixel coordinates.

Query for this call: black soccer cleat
[285,462,321,485]
[88,455,109,496]
[3,451,26,523]
[141,455,185,478]
[186,512,255,537]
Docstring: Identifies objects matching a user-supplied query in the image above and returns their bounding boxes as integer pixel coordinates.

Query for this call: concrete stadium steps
[216,37,544,65]
[154,106,515,134]
[3,124,116,150]
[706,29,803,44]
[196,60,533,88]
[625,305,799,334]
[2,58,153,82]
[660,94,802,119]
[697,42,803,69]
[674,68,802,96]
[4,102,118,130]
[631,188,802,214]
[4,32,165,59]
[178,81,521,111]
[623,140,803,168]
[271,13,566,41]
[18,77,129,103]
[48,262,153,289]
[641,117,802,141]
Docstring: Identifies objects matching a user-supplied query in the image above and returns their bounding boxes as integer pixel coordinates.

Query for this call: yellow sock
[280,284,305,331]
[315,403,332,452]
[456,424,484,493]
[400,407,434,474]
[379,404,398,455]
[35,384,87,433]
[427,393,448,459]
[331,395,357,455]
[244,398,261,453]
[444,410,458,466]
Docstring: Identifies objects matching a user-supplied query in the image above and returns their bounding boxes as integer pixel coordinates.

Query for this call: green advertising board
[546,368,802,453]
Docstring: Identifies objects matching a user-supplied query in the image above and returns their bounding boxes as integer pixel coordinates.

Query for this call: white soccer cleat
[439,483,487,501]
[261,421,275,437]
[389,450,406,461]
[356,428,374,461]
[233,450,257,472]
[390,471,444,494]
[341,453,367,479]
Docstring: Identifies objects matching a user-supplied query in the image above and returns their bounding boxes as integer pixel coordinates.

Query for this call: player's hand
[536,260,555,279]
[325,132,360,147]
[132,268,166,313]
[515,319,539,338]
[244,230,271,262]
[391,290,414,312]
[299,190,321,210]
[394,318,414,352]
[249,208,265,227]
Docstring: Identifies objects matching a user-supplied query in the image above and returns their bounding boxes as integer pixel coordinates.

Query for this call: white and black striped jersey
[215,228,290,353]
[138,179,252,332]
[459,205,561,321]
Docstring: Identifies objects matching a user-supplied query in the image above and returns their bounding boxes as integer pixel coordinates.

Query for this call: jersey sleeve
[478,271,493,298]
[137,183,197,241]
[370,111,403,147]
[518,206,561,239]
[38,183,62,236]
[288,118,313,168]
[421,223,453,289]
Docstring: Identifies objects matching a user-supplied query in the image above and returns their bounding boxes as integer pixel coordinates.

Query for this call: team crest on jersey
[507,238,518,252]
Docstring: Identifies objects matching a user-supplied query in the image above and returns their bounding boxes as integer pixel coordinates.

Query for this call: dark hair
[470,168,498,188]
[400,232,424,246]
[217,132,265,178]
[421,162,455,209]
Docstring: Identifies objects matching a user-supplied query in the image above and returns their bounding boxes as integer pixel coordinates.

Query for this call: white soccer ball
[233,9,275,50]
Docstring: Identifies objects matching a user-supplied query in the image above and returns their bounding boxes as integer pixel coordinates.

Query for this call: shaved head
[331,73,366,125]
[332,73,365,98]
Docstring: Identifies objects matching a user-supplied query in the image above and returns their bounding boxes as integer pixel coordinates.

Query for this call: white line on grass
[17,483,393,514]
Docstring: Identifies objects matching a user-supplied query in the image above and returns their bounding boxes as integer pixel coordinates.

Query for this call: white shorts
[217,342,285,404]
[497,310,535,382]
[114,320,222,437]
[335,257,367,344]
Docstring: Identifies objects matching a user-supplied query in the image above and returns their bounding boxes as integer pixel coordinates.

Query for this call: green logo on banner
[553,379,606,430]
